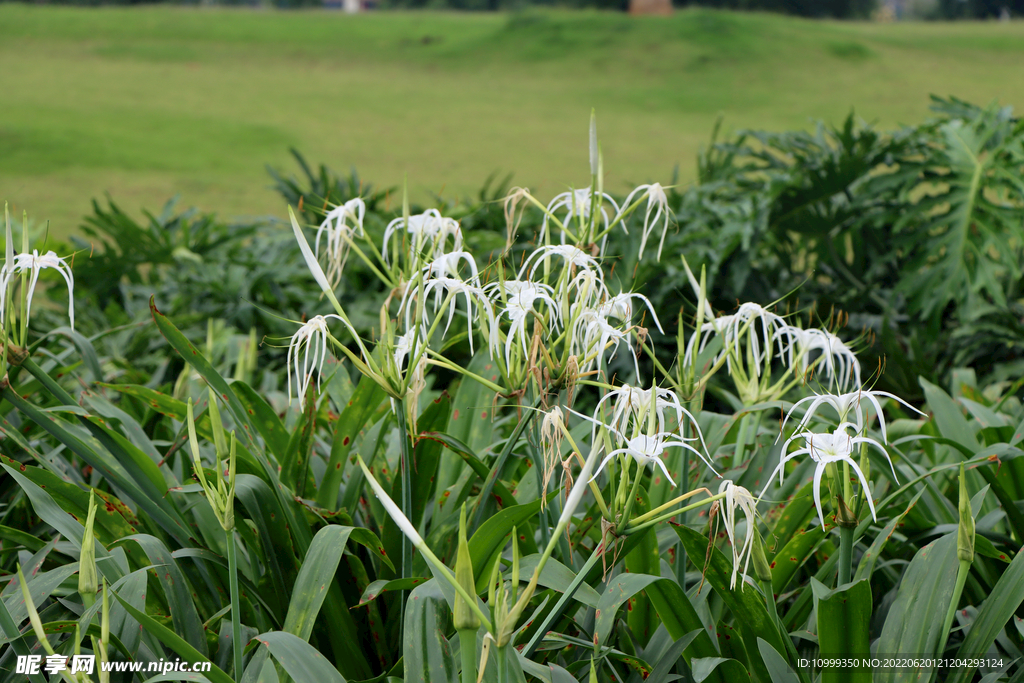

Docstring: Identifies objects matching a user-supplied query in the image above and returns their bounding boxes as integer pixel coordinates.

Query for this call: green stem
[457,628,478,683]
[472,396,543,531]
[396,403,414,582]
[761,578,779,629]
[522,548,603,658]
[624,491,726,534]
[763,579,811,683]
[939,559,971,657]
[226,531,243,681]
[733,413,751,469]
[837,525,855,587]
[496,645,507,683]
[526,432,551,551]
[616,464,645,533]
[395,401,414,656]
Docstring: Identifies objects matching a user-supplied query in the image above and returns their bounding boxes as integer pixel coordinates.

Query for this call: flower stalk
[940,464,975,656]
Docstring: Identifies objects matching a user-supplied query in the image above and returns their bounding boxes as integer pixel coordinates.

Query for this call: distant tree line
[11,0,1023,18]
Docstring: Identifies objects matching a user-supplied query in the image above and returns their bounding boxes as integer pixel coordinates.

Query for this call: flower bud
[751,527,773,584]
[454,504,480,631]
[836,493,858,529]
[78,491,99,606]
[957,464,975,564]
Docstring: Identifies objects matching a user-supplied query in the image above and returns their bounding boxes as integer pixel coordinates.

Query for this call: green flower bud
[751,527,773,584]
[957,464,975,564]
[78,492,99,606]
[187,396,237,532]
[454,504,480,631]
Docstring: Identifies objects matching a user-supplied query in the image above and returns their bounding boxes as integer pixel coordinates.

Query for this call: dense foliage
[1,97,1023,683]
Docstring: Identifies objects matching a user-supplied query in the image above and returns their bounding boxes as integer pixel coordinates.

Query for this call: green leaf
[511,555,601,609]
[0,524,45,553]
[120,533,209,657]
[281,384,317,495]
[418,431,518,509]
[813,578,872,683]
[469,496,550,594]
[1,564,79,627]
[757,638,800,683]
[645,578,732,682]
[624,487,659,646]
[595,573,663,648]
[854,490,924,582]
[1,390,194,545]
[403,580,458,683]
[948,549,1024,683]
[436,353,499,508]
[99,383,188,419]
[1,463,124,583]
[232,381,291,464]
[283,526,353,641]
[921,378,981,451]
[0,455,136,542]
[768,481,817,551]
[318,373,387,510]
[254,631,348,683]
[110,590,234,683]
[409,395,451,527]
[691,657,750,683]
[356,578,431,608]
[875,534,959,683]
[674,525,789,683]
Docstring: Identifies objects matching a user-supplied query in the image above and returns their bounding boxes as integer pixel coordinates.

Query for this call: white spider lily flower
[587,432,703,487]
[685,302,788,376]
[776,327,861,392]
[519,244,600,281]
[591,384,708,455]
[314,198,366,288]
[561,268,609,311]
[383,210,462,265]
[539,406,566,498]
[422,251,481,287]
[570,308,637,378]
[541,189,621,245]
[719,480,758,590]
[764,424,889,530]
[401,277,493,356]
[487,280,559,369]
[622,183,672,261]
[598,291,664,334]
[781,389,926,445]
[392,324,428,370]
[287,314,358,409]
[0,250,76,329]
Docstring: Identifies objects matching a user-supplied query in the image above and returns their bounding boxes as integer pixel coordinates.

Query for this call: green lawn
[2,5,1023,235]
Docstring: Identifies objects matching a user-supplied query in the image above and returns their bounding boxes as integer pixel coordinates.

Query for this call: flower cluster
[281,124,923,605]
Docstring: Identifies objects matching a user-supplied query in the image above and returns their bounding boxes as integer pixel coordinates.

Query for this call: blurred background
[1,0,1023,398]
[2,1,1022,235]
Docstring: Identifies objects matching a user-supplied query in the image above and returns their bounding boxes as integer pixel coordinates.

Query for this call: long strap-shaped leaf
[110,591,234,683]
[947,548,1024,683]
[675,525,791,683]
[150,297,305,544]
[2,388,194,546]
[254,631,349,683]
[151,300,373,679]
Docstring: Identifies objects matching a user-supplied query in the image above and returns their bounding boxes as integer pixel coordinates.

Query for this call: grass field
[2,5,1023,236]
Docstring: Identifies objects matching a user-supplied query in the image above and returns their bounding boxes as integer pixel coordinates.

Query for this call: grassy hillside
[1,5,1022,235]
